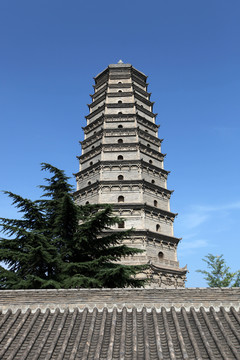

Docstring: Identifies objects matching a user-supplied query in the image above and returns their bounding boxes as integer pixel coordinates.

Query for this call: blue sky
[0,0,240,287]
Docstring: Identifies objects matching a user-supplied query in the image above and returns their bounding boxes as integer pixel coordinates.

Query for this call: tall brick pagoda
[74,61,187,288]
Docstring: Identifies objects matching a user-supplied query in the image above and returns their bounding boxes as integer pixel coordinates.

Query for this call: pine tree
[197,254,240,287]
[0,192,61,289]
[0,164,147,289]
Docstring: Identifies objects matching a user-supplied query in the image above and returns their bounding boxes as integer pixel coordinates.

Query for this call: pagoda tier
[74,62,187,288]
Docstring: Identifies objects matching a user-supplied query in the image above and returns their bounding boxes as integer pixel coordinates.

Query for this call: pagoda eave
[74,159,170,178]
[150,263,188,276]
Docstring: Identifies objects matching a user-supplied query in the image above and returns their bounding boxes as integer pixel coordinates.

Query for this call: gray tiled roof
[0,288,240,359]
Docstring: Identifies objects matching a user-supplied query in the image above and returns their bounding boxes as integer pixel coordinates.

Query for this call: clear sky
[1,0,240,287]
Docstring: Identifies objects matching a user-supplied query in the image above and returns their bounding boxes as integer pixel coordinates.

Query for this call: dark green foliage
[196,253,240,287]
[0,164,147,289]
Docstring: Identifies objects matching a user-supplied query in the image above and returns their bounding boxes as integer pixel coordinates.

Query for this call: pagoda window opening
[154,200,158,207]
[151,180,155,184]
[90,161,93,166]
[158,251,164,259]
[149,160,153,164]
[118,90,122,93]
[156,224,160,232]
[118,175,124,180]
[88,181,91,185]
[92,145,95,149]
[118,221,125,228]
[118,196,124,203]
[118,124,123,128]
[118,139,123,144]
[118,81,122,84]
[118,100,122,104]
[145,130,148,133]
[85,201,89,205]
[118,112,123,114]
[118,155,123,160]
[147,144,151,147]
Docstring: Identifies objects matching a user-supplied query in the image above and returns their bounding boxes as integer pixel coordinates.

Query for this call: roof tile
[0,288,240,359]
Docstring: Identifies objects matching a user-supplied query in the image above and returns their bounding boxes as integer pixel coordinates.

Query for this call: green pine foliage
[0,163,147,289]
[197,253,240,287]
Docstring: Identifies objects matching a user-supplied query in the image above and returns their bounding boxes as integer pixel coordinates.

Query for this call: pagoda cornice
[94,75,108,90]
[139,143,166,161]
[107,92,133,98]
[103,229,181,246]
[150,263,188,276]
[85,104,105,120]
[104,114,136,121]
[82,116,104,134]
[113,203,177,220]
[142,180,173,194]
[93,64,148,89]
[94,67,109,81]
[134,92,154,107]
[132,230,181,245]
[131,66,148,81]
[101,143,166,161]
[84,113,158,132]
[103,127,162,146]
[138,128,163,145]
[77,145,102,162]
[94,66,147,90]
[90,84,107,99]
[74,180,172,203]
[137,115,160,130]
[80,141,164,161]
[109,74,131,80]
[88,93,106,108]
[108,83,132,89]
[106,103,135,109]
[74,159,169,178]
[140,159,169,174]
[136,103,157,118]
[107,63,147,80]
[93,179,172,195]
[104,127,136,133]
[104,128,137,138]
[132,83,151,98]
[73,161,100,176]
[92,179,171,195]
[80,130,103,147]
[74,186,176,220]
[132,76,147,88]
[103,143,141,153]
[73,182,99,195]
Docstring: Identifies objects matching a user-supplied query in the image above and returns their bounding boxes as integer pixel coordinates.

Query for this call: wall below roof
[0,288,239,313]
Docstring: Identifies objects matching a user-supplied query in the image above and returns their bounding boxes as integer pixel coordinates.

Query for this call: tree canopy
[197,253,240,287]
[0,163,147,289]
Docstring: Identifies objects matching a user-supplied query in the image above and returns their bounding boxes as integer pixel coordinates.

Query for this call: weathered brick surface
[0,288,239,312]
[74,62,187,287]
[0,288,240,359]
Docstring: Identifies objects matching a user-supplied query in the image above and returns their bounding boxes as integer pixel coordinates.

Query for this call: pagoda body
[74,62,187,288]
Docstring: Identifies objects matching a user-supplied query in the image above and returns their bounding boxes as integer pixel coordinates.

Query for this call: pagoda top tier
[94,62,148,81]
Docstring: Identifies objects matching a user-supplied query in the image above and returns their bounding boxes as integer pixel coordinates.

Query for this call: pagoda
[74,61,187,288]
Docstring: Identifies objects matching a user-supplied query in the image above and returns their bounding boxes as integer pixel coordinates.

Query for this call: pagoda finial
[118,59,124,64]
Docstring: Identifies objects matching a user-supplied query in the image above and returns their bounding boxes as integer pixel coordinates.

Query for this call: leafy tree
[0,163,147,289]
[197,253,240,287]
